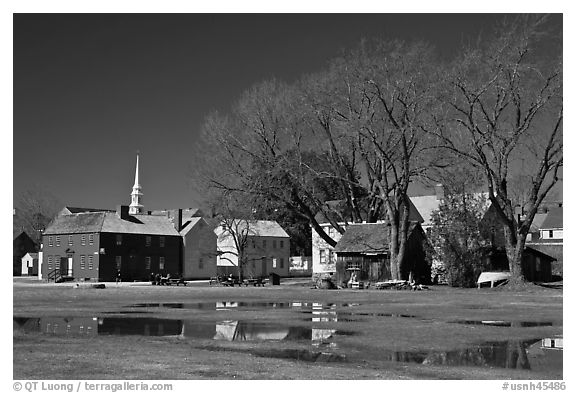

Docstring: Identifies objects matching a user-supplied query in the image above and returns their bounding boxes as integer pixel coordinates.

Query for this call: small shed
[21,252,39,276]
[482,246,555,282]
[334,222,431,285]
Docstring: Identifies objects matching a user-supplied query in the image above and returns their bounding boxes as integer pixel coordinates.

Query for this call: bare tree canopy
[191,15,562,283]
[429,15,562,283]
[13,185,63,243]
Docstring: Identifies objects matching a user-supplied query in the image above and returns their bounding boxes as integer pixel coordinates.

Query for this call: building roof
[43,211,180,236]
[100,213,181,236]
[524,246,558,262]
[314,198,424,225]
[180,217,206,236]
[409,195,441,227]
[334,222,419,254]
[43,212,107,235]
[59,207,114,215]
[540,207,563,230]
[214,220,290,238]
[23,252,39,259]
[529,213,548,232]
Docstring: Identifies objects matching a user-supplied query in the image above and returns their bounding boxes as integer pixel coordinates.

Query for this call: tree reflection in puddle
[13,314,562,372]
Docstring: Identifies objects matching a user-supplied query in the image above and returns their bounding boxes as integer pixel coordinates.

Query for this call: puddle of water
[373,338,562,373]
[13,316,561,372]
[126,301,361,311]
[13,316,352,346]
[452,320,555,327]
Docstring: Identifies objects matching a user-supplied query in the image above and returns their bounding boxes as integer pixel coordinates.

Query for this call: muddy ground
[13,278,563,380]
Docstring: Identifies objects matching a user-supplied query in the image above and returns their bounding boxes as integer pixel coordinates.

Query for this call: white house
[214,220,290,278]
[539,207,563,241]
[21,252,39,276]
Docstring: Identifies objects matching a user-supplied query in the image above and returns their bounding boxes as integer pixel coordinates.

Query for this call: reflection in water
[13,316,340,345]
[452,320,555,327]
[13,312,562,372]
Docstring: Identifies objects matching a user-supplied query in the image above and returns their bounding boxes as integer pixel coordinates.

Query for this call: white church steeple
[129,153,144,214]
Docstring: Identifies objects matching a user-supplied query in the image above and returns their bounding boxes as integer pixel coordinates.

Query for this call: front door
[60,257,69,276]
[261,258,267,277]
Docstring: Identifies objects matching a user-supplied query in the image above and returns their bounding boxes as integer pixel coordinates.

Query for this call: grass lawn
[13,279,563,380]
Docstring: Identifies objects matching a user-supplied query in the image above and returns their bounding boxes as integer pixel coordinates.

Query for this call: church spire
[129,152,144,214]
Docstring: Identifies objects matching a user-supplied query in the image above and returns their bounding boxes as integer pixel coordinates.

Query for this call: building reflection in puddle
[13,316,337,346]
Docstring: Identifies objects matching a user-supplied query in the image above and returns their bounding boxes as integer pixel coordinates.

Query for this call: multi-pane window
[80,255,86,269]
[549,230,554,238]
[116,234,122,246]
[199,258,204,270]
[88,256,94,270]
[68,235,73,246]
[272,258,277,268]
[159,236,165,248]
[272,240,277,249]
[280,258,284,269]
[146,236,151,247]
[54,256,60,270]
[48,236,53,247]
[81,235,86,246]
[55,236,60,247]
[262,240,267,249]
[159,257,165,270]
[280,240,284,248]
[145,256,151,270]
[319,250,327,264]
[115,256,122,270]
[47,256,52,270]
[252,239,256,249]
[89,234,94,245]
[346,262,360,270]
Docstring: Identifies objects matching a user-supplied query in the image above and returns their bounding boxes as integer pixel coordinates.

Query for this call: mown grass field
[13,278,563,380]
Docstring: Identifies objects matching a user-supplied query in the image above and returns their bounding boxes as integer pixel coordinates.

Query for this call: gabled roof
[540,207,563,230]
[334,222,420,254]
[214,220,290,238]
[100,213,180,236]
[409,195,441,227]
[314,198,423,225]
[529,213,548,232]
[23,252,38,259]
[180,217,211,236]
[43,212,106,235]
[43,211,180,236]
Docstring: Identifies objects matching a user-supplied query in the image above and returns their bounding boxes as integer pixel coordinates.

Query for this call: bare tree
[319,41,446,280]
[431,16,562,283]
[14,185,63,244]
[191,79,354,249]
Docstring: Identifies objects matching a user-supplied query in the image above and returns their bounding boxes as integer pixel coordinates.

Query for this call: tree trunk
[503,226,526,284]
[389,223,400,280]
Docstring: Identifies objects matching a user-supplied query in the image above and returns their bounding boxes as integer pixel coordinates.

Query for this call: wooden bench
[162,278,187,286]
[243,278,265,287]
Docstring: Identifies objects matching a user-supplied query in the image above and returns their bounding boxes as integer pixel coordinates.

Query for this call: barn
[334,222,431,286]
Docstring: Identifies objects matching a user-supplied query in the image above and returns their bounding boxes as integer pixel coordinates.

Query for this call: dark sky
[13,13,562,211]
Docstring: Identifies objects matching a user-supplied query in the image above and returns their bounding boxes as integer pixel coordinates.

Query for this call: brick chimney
[116,205,130,220]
